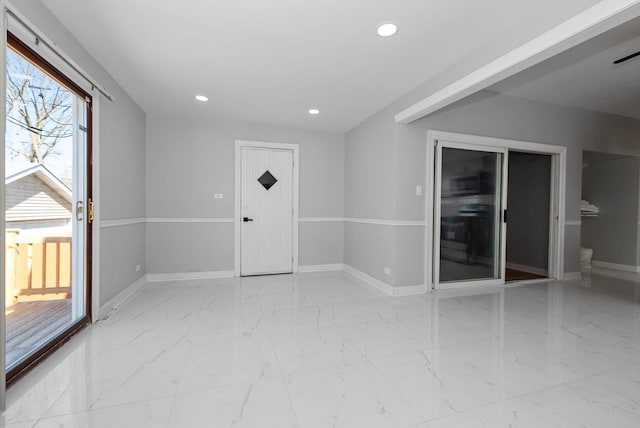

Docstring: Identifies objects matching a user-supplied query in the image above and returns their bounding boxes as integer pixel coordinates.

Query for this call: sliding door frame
[4,32,93,385]
[425,130,567,291]
[433,140,508,290]
[0,6,6,410]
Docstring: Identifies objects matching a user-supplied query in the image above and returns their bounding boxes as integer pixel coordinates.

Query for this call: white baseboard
[506,262,548,277]
[97,264,432,322]
[562,272,582,281]
[146,270,235,282]
[591,260,640,273]
[298,263,344,273]
[343,264,426,297]
[587,266,640,281]
[98,274,147,321]
[392,283,429,296]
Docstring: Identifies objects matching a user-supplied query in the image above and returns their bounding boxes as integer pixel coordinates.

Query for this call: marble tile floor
[1,271,639,427]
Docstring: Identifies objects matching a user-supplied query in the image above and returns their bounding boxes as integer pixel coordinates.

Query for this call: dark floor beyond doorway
[506,268,546,282]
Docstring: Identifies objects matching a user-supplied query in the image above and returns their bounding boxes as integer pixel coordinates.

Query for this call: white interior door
[434,140,508,289]
[240,147,294,276]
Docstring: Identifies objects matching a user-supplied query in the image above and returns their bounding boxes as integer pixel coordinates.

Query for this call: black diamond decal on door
[258,170,278,190]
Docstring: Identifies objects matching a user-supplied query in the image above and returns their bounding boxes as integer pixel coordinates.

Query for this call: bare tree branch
[5,48,73,164]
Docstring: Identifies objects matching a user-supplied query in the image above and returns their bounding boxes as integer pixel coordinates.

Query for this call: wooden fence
[5,230,72,306]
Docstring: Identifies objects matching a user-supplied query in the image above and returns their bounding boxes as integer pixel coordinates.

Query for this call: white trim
[392,284,429,296]
[562,272,583,280]
[0,6,6,410]
[299,217,344,222]
[344,218,425,226]
[146,270,235,282]
[234,139,300,277]
[425,130,566,291]
[98,274,146,321]
[556,149,567,279]
[427,131,567,154]
[147,217,234,223]
[343,264,427,296]
[587,266,640,281]
[591,260,640,273]
[395,0,640,123]
[565,220,582,226]
[506,262,549,277]
[298,263,345,273]
[90,91,101,323]
[100,218,146,228]
[96,217,434,228]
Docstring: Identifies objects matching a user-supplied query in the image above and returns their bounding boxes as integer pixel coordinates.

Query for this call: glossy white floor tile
[2,271,639,427]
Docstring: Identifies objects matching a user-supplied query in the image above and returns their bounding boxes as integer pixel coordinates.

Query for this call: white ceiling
[42,0,601,133]
[490,16,640,120]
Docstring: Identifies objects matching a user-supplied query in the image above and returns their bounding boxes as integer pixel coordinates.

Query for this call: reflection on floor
[4,272,640,427]
[5,299,72,370]
[505,268,546,282]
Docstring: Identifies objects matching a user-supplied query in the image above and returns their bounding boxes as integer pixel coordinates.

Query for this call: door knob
[243,217,254,222]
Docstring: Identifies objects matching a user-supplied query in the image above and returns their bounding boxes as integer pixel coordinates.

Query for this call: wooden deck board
[5,299,72,369]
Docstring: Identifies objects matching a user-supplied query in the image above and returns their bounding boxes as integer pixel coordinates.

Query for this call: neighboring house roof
[5,164,72,223]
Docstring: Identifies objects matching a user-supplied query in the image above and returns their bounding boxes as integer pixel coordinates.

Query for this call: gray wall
[344,108,397,284]
[346,90,640,287]
[145,116,344,274]
[12,1,147,306]
[581,154,640,266]
[506,152,551,271]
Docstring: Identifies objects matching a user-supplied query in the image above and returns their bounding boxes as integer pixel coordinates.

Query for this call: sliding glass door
[434,141,507,289]
[4,33,91,381]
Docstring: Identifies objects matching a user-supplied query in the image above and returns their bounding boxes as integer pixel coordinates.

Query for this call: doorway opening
[580,151,638,277]
[4,32,92,382]
[426,131,565,291]
[505,151,552,282]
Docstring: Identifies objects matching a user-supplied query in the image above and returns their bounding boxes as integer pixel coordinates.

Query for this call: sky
[5,47,76,186]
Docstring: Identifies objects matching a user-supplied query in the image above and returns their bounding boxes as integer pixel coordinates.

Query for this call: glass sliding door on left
[433,140,507,289]
[4,33,91,381]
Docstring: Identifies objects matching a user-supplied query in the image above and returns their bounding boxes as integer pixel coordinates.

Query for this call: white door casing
[234,140,299,276]
[425,130,567,291]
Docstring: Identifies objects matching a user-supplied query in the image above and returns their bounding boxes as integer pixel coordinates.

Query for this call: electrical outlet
[214,193,224,199]
[136,264,141,272]
[416,185,423,196]
[384,267,391,275]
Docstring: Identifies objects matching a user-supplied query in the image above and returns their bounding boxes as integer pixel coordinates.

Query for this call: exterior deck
[5,299,72,370]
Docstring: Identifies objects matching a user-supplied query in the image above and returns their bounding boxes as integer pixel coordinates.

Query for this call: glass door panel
[4,36,90,378]
[434,142,507,288]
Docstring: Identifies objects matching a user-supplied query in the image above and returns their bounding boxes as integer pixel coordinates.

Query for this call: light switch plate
[416,185,423,196]
[214,193,224,199]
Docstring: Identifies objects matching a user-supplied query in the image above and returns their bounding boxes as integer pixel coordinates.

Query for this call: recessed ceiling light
[308,109,320,115]
[195,95,208,102]
[377,23,397,37]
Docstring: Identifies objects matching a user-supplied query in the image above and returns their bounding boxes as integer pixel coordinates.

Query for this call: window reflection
[440,148,502,282]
